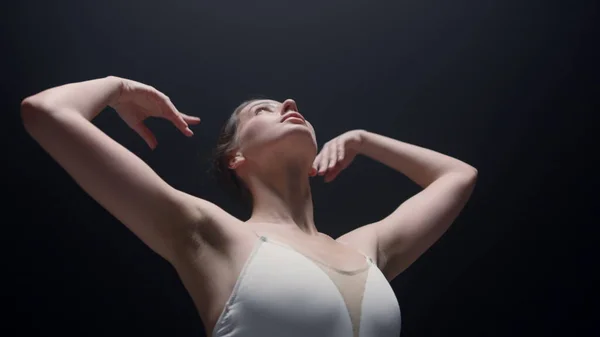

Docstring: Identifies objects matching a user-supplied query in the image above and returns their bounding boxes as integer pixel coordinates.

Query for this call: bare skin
[20,78,378,336]
[227,98,320,236]
[170,215,379,337]
[169,98,382,335]
[21,76,476,337]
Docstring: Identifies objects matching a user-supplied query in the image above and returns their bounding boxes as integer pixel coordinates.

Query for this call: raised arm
[336,131,477,281]
[20,76,231,264]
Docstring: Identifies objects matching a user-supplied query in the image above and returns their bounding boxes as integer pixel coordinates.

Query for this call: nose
[281,99,299,114]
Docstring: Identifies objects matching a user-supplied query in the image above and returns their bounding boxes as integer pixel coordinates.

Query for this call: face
[229,99,318,169]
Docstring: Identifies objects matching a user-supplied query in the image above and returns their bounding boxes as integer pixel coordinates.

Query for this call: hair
[208,98,264,209]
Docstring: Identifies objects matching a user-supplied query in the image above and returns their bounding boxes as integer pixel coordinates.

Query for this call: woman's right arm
[20,76,236,264]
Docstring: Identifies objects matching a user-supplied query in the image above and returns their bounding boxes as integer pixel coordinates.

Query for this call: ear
[228,152,246,169]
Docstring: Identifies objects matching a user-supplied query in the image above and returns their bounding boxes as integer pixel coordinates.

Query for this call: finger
[327,139,339,169]
[157,93,191,136]
[318,145,330,175]
[337,140,345,162]
[131,122,158,150]
[313,151,321,173]
[173,112,192,136]
[181,113,201,125]
[324,167,341,183]
[312,151,321,172]
[173,113,193,136]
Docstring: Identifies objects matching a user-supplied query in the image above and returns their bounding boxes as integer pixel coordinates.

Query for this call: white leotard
[212,232,401,337]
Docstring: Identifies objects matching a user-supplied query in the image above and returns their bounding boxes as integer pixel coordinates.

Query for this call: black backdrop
[3,1,596,336]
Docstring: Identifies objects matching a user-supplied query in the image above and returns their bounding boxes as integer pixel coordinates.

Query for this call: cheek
[240,120,271,144]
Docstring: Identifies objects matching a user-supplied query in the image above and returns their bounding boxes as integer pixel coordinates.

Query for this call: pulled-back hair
[208,98,263,209]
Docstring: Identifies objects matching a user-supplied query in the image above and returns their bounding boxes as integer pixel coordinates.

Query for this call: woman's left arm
[346,130,478,281]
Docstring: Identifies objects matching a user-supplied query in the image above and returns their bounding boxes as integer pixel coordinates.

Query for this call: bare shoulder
[335,224,380,267]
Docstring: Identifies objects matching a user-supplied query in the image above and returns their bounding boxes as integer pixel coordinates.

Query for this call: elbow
[20,97,39,126]
[20,95,52,127]
[463,168,478,190]
[458,161,478,179]
[462,166,478,183]
[448,165,478,183]
[20,95,57,136]
[466,165,478,178]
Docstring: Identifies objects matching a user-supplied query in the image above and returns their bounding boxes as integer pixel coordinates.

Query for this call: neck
[244,159,317,236]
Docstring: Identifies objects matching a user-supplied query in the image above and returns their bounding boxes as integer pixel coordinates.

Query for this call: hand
[312,129,365,183]
[107,76,201,150]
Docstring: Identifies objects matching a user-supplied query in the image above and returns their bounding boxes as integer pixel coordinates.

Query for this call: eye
[254,107,269,115]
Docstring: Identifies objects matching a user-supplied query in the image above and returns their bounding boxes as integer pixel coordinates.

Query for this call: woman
[21,76,478,337]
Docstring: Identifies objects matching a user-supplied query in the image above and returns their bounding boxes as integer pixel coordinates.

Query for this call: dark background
[3,0,597,336]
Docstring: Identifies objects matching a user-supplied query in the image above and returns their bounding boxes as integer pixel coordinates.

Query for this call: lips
[281,112,305,123]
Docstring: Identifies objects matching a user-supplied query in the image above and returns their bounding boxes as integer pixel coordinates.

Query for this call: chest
[211,236,401,337]
[175,229,381,336]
